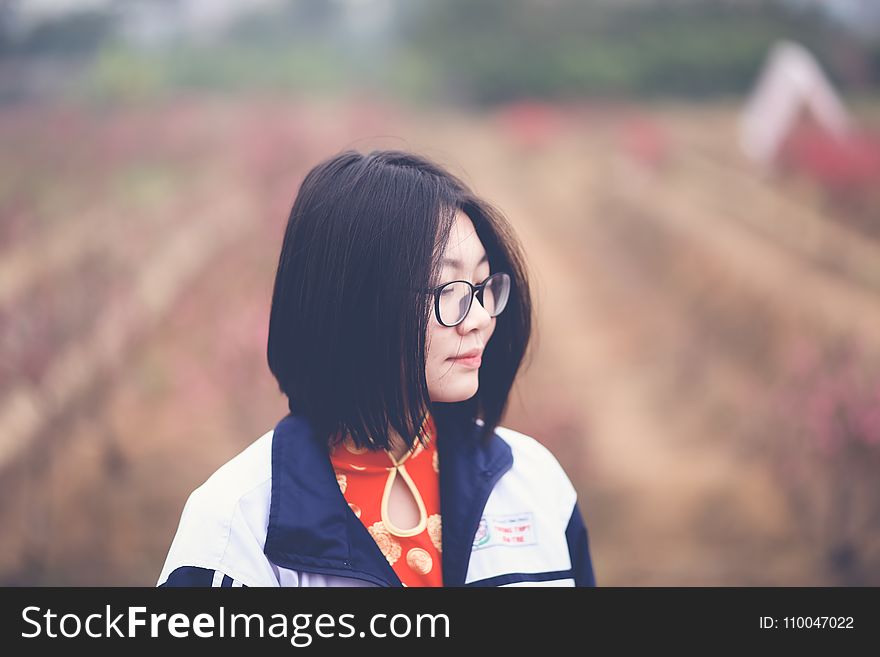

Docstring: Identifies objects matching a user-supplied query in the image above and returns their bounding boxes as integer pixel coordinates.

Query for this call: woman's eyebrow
[441,253,489,269]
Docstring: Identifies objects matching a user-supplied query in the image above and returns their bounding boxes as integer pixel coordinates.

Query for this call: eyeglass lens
[438,273,510,326]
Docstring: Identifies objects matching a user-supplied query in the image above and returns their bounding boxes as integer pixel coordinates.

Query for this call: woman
[157,149,596,587]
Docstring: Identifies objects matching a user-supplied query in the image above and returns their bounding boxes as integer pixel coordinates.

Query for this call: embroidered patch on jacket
[472,513,537,550]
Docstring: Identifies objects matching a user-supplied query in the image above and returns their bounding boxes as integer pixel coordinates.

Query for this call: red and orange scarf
[329,413,442,587]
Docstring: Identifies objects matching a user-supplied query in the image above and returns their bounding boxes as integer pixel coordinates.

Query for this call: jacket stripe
[159,566,248,588]
[565,502,597,586]
[465,569,574,587]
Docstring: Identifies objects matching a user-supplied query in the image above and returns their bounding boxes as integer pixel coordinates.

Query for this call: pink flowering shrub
[768,335,880,584]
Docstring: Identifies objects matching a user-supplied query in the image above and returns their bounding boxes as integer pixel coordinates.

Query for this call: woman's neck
[386,429,412,463]
[382,412,431,462]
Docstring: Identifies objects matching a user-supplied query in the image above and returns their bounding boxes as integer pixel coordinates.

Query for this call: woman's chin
[429,377,479,403]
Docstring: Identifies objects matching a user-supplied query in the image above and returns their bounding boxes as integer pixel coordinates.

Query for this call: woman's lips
[449,354,482,368]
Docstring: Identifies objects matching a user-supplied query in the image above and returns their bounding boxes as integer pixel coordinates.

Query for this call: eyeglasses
[428,272,511,327]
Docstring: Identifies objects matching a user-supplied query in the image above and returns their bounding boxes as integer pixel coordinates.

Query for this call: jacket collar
[264,410,513,587]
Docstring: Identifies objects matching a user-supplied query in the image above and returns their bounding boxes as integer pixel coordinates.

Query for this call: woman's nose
[457,294,492,332]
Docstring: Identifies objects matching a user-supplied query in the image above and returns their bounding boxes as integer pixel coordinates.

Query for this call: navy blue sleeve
[565,502,597,586]
[159,566,247,587]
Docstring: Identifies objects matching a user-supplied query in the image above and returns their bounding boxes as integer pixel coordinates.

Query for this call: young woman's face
[425,211,497,402]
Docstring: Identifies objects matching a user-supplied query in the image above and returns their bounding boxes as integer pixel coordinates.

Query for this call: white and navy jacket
[157,412,596,587]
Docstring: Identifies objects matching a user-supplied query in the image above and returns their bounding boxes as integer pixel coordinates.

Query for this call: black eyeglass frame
[427,271,511,328]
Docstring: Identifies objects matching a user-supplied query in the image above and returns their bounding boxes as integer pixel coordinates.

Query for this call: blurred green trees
[3,0,878,105]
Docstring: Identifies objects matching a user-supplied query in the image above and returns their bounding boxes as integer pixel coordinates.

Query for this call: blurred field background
[2,0,880,586]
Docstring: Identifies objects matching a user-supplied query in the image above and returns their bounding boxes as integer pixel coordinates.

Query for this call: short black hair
[267,149,532,451]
